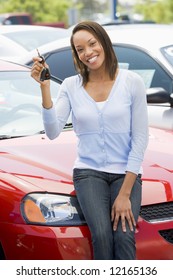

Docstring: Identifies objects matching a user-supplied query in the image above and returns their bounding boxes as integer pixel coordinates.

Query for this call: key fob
[40,67,51,81]
[37,48,51,81]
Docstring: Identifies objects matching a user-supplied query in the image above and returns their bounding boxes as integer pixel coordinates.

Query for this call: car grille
[140,201,173,223]
[140,202,173,244]
[159,229,173,244]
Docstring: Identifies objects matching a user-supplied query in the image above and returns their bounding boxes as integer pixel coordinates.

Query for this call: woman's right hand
[31,57,50,86]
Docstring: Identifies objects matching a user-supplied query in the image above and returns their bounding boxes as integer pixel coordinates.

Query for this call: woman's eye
[91,41,96,46]
[77,49,83,53]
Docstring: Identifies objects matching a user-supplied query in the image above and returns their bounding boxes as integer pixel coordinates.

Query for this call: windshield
[0,71,70,138]
[161,45,173,68]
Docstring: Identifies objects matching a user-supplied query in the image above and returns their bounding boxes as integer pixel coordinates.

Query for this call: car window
[114,45,173,93]
[5,16,20,25]
[19,16,31,24]
[160,45,173,68]
[45,48,77,80]
[3,15,31,25]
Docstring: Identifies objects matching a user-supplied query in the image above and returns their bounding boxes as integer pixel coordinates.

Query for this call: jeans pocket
[73,168,89,184]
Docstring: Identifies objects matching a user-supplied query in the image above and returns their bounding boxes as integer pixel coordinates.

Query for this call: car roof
[106,24,173,48]
[0,12,30,17]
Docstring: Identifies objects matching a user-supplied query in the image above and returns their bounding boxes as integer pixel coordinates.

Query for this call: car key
[36,48,51,81]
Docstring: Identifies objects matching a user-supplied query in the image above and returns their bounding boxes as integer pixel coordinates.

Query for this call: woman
[31,21,149,260]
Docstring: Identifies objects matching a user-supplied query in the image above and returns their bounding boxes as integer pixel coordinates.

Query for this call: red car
[0,60,173,260]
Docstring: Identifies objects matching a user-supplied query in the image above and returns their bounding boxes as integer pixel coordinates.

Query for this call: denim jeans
[73,168,142,260]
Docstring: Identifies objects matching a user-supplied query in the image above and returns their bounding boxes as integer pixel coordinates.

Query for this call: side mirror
[147,87,171,105]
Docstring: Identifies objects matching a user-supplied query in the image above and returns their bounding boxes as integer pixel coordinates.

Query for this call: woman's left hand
[111,194,136,232]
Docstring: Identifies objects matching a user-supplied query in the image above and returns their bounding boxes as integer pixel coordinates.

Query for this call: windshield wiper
[0,135,25,140]
[0,135,11,140]
[64,123,73,129]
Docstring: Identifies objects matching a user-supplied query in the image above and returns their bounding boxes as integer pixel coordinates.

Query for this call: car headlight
[21,193,86,226]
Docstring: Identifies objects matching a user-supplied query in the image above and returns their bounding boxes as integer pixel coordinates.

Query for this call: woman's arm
[31,57,71,139]
[111,73,149,232]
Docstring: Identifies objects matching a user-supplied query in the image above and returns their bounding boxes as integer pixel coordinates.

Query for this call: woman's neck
[88,68,118,83]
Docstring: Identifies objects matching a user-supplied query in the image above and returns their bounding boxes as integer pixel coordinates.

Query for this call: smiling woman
[31,21,149,260]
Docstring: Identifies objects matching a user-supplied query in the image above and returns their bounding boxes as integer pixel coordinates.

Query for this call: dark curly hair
[70,21,118,85]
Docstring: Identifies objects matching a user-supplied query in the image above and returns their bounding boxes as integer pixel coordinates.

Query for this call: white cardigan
[42,69,149,175]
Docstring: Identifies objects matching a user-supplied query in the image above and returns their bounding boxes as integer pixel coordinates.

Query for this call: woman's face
[72,30,105,71]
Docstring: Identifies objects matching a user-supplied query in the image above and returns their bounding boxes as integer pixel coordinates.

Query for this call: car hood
[0,128,173,205]
[0,130,77,196]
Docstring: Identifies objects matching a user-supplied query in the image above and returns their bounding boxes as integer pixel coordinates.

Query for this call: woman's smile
[87,55,98,64]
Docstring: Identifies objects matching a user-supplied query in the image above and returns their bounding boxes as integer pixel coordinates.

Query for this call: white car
[0,25,69,62]
[19,23,173,131]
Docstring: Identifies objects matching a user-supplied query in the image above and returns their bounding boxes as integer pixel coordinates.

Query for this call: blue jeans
[73,168,142,260]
